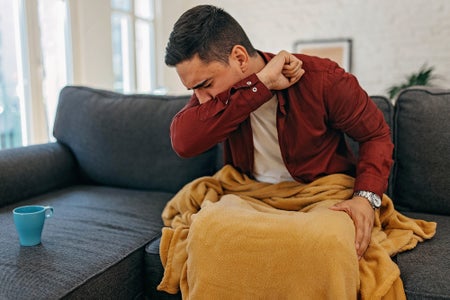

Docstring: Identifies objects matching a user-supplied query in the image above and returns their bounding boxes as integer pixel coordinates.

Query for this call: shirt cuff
[353,173,388,198]
[216,73,273,110]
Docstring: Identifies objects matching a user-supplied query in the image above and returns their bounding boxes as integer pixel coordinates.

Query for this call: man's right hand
[256,50,305,90]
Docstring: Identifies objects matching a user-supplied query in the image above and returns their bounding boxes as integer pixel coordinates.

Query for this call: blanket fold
[157,165,436,299]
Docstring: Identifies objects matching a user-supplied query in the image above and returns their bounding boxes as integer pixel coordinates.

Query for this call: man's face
[176,54,245,104]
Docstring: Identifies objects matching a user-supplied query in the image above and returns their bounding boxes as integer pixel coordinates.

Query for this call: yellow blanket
[157,165,436,299]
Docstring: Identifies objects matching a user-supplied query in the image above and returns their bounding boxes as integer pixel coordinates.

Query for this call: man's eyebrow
[188,79,209,90]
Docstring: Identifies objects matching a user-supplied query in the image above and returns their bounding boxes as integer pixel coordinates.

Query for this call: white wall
[159,0,450,97]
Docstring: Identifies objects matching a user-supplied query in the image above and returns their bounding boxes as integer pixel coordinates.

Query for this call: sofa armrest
[0,142,79,207]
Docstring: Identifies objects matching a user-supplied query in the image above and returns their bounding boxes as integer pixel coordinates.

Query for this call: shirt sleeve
[324,66,394,197]
[170,73,273,158]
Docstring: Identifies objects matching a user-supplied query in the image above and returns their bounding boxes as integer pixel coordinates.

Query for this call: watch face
[372,195,382,207]
[355,191,381,208]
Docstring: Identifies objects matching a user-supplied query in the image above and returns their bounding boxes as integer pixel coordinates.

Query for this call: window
[0,0,71,149]
[1,0,156,150]
[0,0,27,149]
[111,0,155,93]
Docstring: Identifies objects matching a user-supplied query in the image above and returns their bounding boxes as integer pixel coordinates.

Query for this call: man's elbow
[171,137,201,158]
[171,140,192,158]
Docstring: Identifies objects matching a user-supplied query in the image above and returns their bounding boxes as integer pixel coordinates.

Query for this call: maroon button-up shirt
[170,52,394,197]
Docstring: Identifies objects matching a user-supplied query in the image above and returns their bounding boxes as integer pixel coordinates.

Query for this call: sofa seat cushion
[0,185,172,299]
[145,236,181,299]
[397,212,450,299]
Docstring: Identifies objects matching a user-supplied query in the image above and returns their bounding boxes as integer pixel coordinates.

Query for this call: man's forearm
[170,74,272,158]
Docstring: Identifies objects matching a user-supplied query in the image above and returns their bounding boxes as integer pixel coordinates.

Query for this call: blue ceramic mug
[13,205,54,246]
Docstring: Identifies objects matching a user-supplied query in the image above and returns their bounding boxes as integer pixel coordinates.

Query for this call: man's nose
[194,89,212,104]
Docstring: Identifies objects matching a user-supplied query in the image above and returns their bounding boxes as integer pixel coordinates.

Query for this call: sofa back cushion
[53,86,220,193]
[392,87,450,214]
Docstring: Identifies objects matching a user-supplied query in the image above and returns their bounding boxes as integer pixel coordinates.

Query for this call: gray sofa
[0,85,448,299]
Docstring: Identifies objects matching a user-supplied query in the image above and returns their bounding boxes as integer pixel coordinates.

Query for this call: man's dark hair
[165,5,257,66]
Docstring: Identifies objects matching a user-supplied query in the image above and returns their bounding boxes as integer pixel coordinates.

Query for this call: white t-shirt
[250,94,294,183]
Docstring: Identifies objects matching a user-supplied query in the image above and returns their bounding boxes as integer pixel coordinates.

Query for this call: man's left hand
[329,196,375,260]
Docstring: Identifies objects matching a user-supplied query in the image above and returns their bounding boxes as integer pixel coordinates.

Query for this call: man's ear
[230,45,249,72]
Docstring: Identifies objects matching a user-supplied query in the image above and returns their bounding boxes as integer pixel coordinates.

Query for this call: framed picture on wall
[293,38,352,72]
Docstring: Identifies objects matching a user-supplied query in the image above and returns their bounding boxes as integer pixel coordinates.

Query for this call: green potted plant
[387,65,436,101]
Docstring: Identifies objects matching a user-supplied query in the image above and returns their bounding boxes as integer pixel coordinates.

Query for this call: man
[164,4,394,297]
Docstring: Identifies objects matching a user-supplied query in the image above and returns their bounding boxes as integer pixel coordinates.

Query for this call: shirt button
[252,87,258,92]
[247,81,252,86]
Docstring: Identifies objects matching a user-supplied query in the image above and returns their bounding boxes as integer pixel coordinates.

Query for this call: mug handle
[44,206,54,218]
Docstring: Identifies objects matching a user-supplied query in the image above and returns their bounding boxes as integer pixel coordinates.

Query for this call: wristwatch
[353,190,382,209]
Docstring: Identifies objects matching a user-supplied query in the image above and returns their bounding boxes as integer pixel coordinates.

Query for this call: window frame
[111,0,156,94]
